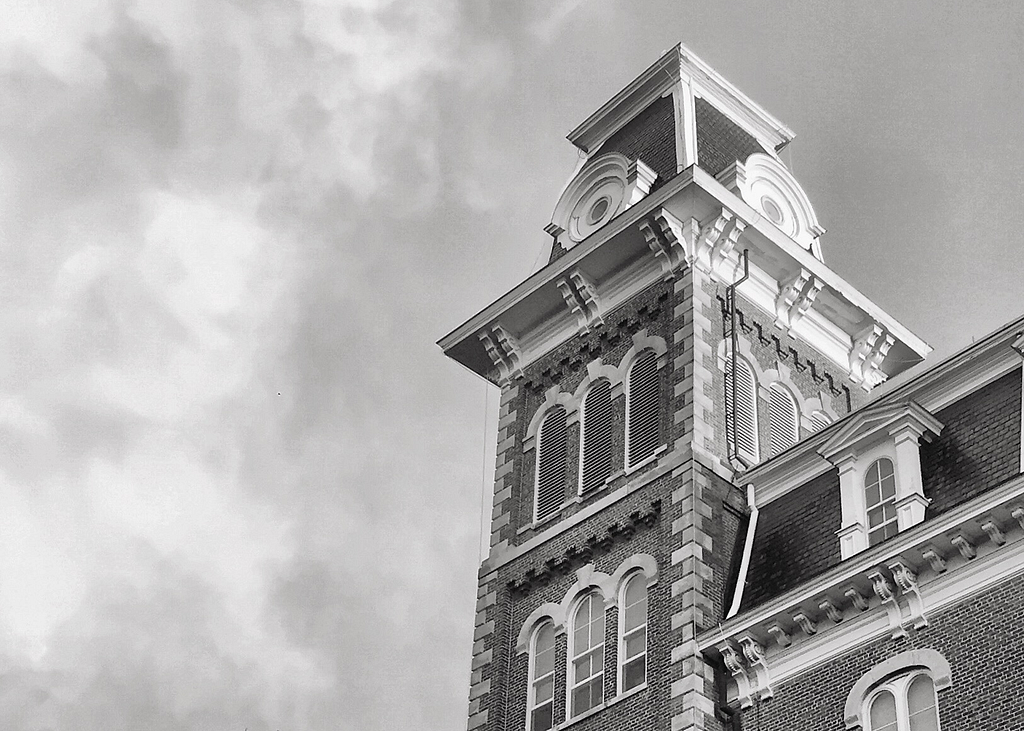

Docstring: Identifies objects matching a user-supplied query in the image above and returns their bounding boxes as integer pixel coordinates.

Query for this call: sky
[0,1,1022,729]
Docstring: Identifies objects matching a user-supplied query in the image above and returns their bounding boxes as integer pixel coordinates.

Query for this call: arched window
[579,379,614,493]
[810,410,832,432]
[528,622,556,731]
[535,406,569,522]
[866,672,939,731]
[626,350,660,468]
[618,574,647,693]
[725,355,759,464]
[767,383,800,456]
[569,593,604,717]
[865,458,898,546]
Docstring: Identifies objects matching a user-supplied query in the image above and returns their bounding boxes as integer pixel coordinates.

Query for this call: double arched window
[865,457,898,546]
[579,379,614,493]
[865,672,939,731]
[535,406,569,522]
[625,350,660,469]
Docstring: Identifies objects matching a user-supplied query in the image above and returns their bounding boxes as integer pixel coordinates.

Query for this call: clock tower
[439,44,929,731]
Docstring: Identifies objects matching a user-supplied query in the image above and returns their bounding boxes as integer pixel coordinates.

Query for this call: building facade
[439,44,1024,731]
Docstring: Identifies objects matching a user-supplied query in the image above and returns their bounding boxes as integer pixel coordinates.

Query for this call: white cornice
[567,44,794,156]
[700,473,1024,703]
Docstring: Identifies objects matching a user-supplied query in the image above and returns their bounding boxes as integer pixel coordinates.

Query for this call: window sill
[624,445,667,477]
[555,682,648,730]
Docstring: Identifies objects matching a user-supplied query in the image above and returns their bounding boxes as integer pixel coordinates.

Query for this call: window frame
[844,649,951,730]
[527,621,557,731]
[767,382,800,456]
[617,572,648,695]
[567,591,606,719]
[578,378,614,495]
[863,671,939,731]
[534,405,569,523]
[864,457,899,546]
[725,354,760,465]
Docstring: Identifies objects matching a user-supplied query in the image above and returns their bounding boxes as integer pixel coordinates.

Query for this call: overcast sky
[0,1,1022,729]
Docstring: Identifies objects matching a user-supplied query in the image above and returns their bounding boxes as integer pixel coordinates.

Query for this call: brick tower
[439,44,932,731]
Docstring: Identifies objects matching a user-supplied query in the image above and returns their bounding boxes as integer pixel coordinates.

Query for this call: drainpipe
[727,483,758,619]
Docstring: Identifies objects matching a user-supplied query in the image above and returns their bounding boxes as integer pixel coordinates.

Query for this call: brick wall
[694,97,768,177]
[922,367,1022,515]
[738,571,1024,730]
[596,96,677,188]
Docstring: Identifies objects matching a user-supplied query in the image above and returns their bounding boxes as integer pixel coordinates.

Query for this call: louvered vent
[726,357,759,463]
[626,351,660,468]
[535,406,568,522]
[580,380,613,493]
[810,411,831,432]
[767,384,799,456]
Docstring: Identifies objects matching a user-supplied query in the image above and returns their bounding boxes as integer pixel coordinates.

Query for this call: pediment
[819,400,943,462]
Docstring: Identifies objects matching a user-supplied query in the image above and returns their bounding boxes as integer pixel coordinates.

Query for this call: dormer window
[819,401,943,559]
[865,458,898,546]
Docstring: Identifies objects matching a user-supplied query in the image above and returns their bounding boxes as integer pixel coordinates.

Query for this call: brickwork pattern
[694,97,767,177]
[739,571,1024,731]
[596,96,678,188]
[740,469,842,610]
[506,281,675,546]
[922,367,1022,515]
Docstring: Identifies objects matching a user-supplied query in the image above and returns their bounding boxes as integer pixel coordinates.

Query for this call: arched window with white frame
[579,379,614,493]
[535,406,569,522]
[767,383,800,456]
[865,457,898,546]
[568,592,604,717]
[725,354,759,464]
[810,410,832,432]
[625,350,660,468]
[865,672,940,731]
[618,573,647,693]
[528,621,556,731]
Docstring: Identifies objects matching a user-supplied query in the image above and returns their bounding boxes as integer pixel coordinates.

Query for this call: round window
[761,196,784,225]
[587,196,610,225]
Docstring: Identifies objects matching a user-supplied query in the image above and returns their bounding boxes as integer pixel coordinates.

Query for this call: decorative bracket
[819,599,843,624]
[625,159,658,206]
[479,323,523,385]
[792,612,817,636]
[695,208,746,280]
[719,641,753,710]
[738,635,773,702]
[844,587,869,612]
[981,519,1006,546]
[766,623,791,648]
[868,570,906,639]
[888,559,927,631]
[774,268,823,333]
[555,269,604,334]
[849,323,895,391]
[639,209,693,279]
[950,533,976,560]
[921,546,947,574]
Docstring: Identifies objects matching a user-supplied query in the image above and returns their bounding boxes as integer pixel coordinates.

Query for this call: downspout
[726,483,758,618]
[726,249,751,471]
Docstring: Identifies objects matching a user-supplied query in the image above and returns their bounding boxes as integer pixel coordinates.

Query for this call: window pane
[571,675,603,715]
[535,676,553,704]
[589,609,604,647]
[869,690,898,731]
[880,478,896,500]
[908,675,939,731]
[867,484,881,507]
[624,628,646,660]
[866,460,881,485]
[534,625,555,677]
[624,575,645,607]
[623,655,646,691]
[532,703,553,731]
[878,458,894,480]
[868,505,885,528]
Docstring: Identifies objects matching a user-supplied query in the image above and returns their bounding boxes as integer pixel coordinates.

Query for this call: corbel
[792,612,817,636]
[738,635,773,702]
[849,323,894,391]
[766,623,791,648]
[1011,507,1024,531]
[718,642,753,710]
[556,268,603,334]
[844,587,869,612]
[819,599,843,624]
[920,546,947,574]
[950,533,976,560]
[711,217,746,278]
[694,209,733,274]
[625,159,658,207]
[888,559,927,630]
[774,268,823,332]
[639,209,693,279]
[981,519,1006,546]
[479,323,523,385]
[868,570,906,639]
